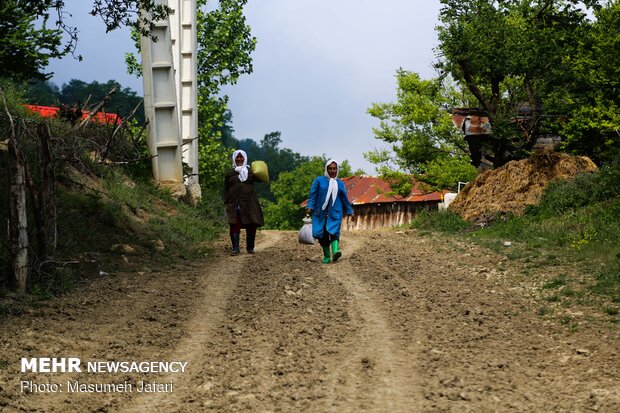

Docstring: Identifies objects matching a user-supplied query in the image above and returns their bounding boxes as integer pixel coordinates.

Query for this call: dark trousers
[318,221,338,247]
[230,211,257,251]
[229,215,257,237]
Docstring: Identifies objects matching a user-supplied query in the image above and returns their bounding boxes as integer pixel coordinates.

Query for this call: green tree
[0,1,63,81]
[196,0,256,190]
[24,80,60,106]
[436,0,602,166]
[197,0,255,130]
[423,157,477,191]
[22,78,144,122]
[557,2,620,164]
[366,70,476,191]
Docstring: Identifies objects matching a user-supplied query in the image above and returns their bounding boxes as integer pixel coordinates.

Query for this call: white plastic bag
[298,216,315,244]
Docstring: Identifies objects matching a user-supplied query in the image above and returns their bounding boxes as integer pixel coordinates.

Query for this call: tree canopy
[556,2,620,163]
[0,1,63,81]
[370,0,619,189]
[435,0,616,166]
[196,0,257,190]
[366,70,477,191]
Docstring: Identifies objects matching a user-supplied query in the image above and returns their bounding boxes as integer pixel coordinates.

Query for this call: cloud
[48,0,442,174]
[224,0,442,173]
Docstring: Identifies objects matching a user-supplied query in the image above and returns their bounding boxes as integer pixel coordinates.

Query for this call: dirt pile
[449,151,598,221]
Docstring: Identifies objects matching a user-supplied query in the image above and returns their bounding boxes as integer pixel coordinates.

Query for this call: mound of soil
[449,151,598,221]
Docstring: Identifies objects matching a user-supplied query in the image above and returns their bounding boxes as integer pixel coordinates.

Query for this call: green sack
[251,160,269,183]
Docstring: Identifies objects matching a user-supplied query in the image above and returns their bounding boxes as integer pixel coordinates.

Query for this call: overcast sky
[48,1,443,174]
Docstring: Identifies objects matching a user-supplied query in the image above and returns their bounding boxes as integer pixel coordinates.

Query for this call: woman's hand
[349,213,356,222]
[305,208,312,216]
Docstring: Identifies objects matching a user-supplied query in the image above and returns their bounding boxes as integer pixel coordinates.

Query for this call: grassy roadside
[47,170,225,295]
[410,166,620,327]
[0,83,226,304]
[1,167,226,313]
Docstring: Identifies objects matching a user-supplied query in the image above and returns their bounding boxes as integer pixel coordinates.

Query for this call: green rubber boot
[322,246,331,264]
[331,240,342,262]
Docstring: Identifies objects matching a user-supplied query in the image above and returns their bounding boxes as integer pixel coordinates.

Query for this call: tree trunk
[39,123,57,255]
[8,132,29,294]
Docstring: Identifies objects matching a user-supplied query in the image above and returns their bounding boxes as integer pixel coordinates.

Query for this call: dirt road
[1,230,619,412]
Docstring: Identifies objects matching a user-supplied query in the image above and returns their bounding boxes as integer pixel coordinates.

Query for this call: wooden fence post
[8,125,28,294]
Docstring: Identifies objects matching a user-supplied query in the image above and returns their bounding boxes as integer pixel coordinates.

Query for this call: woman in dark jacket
[224,150,264,255]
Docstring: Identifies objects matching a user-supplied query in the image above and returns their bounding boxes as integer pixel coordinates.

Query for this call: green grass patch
[102,172,224,253]
[591,263,620,303]
[473,196,620,303]
[411,165,620,314]
[409,210,470,233]
[29,170,225,296]
[543,275,568,289]
[538,306,553,316]
[560,287,579,297]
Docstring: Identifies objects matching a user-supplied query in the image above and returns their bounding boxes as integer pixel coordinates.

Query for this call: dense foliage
[370,0,619,193]
[556,2,620,163]
[1,80,225,294]
[195,0,257,190]
[0,1,63,81]
[366,71,477,192]
[435,0,619,166]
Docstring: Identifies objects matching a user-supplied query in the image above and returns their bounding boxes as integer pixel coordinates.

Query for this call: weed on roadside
[543,275,568,289]
[402,166,620,326]
[410,210,469,233]
[538,306,553,316]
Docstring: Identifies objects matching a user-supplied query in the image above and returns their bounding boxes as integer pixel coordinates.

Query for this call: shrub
[533,164,620,217]
[410,210,469,233]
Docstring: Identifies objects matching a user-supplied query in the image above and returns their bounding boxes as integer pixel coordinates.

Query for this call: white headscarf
[232,149,249,182]
[321,159,339,210]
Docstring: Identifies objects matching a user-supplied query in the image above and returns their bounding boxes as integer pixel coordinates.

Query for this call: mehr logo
[21,358,82,373]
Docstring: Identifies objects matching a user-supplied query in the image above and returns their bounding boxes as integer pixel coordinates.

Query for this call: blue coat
[306,176,353,238]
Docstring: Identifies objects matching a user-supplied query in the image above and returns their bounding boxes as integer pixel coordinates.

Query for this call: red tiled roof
[302,175,445,207]
[24,105,121,125]
[342,176,444,204]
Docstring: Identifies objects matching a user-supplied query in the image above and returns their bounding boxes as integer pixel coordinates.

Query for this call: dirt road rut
[1,230,618,412]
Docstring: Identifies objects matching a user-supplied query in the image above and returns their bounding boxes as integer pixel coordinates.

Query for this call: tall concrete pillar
[170,0,201,200]
[141,0,199,200]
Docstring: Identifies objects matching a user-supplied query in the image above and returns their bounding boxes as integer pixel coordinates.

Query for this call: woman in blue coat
[305,159,356,263]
